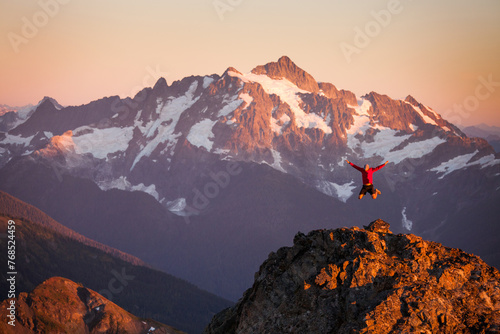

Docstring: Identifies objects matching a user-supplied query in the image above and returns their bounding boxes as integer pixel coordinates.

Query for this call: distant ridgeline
[0,192,232,334]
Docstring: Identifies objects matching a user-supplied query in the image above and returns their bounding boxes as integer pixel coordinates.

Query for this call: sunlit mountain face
[1,56,499,301]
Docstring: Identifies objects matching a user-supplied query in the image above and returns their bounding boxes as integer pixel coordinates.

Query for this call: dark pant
[359,184,376,196]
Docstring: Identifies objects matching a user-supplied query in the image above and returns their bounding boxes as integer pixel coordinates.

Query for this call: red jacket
[349,162,386,185]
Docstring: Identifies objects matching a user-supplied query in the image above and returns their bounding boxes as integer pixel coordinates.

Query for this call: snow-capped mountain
[0,97,63,133]
[2,56,496,204]
[1,56,499,300]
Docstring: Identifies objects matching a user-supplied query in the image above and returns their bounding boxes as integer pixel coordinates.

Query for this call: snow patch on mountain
[430,151,500,179]
[228,71,332,134]
[98,176,160,201]
[360,128,410,159]
[72,126,134,160]
[203,76,214,89]
[131,182,160,201]
[346,99,371,140]
[430,151,477,179]
[405,102,438,126]
[474,154,500,169]
[166,198,188,215]
[187,119,217,151]
[270,149,285,172]
[3,133,35,146]
[98,176,129,191]
[355,98,372,115]
[333,181,356,203]
[386,137,446,164]
[131,81,200,170]
[424,105,440,119]
[261,149,286,172]
[271,114,291,135]
[218,97,244,117]
[316,180,356,203]
[239,93,253,109]
[401,207,413,231]
[346,99,446,164]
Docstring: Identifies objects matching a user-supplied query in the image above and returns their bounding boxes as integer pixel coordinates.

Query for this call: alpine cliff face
[0,277,183,334]
[1,55,496,205]
[206,220,500,334]
[0,56,499,301]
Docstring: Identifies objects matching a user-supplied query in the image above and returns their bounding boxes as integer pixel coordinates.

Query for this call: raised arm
[346,160,364,172]
[372,161,389,172]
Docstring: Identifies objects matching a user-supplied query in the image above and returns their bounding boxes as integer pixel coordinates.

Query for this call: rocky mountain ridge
[462,124,500,152]
[1,56,499,301]
[0,195,232,333]
[0,190,146,266]
[0,277,183,334]
[206,220,500,333]
[1,56,497,207]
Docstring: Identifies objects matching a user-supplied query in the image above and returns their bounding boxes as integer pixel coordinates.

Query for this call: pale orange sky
[1,0,499,127]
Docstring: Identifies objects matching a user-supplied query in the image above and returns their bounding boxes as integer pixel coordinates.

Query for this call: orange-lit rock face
[206,220,500,334]
[37,130,75,157]
[0,277,181,334]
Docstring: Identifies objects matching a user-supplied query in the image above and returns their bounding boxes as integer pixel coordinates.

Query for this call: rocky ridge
[205,220,500,333]
[251,56,320,93]
[1,56,499,301]
[0,277,183,334]
[0,56,497,210]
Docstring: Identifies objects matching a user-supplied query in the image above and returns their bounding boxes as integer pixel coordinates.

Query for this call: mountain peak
[39,96,63,110]
[223,66,242,77]
[251,56,320,93]
[206,221,500,333]
[153,77,168,91]
[405,95,420,106]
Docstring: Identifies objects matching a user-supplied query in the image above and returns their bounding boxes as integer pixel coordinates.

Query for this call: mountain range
[462,124,500,152]
[0,192,231,333]
[0,56,499,302]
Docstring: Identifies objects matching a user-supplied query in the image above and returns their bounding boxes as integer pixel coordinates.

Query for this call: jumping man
[346,160,388,199]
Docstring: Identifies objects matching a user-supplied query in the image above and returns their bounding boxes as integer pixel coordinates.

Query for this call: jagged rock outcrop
[0,277,184,334]
[251,56,320,93]
[205,220,500,333]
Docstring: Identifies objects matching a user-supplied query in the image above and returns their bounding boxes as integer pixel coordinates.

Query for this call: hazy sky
[1,0,499,127]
